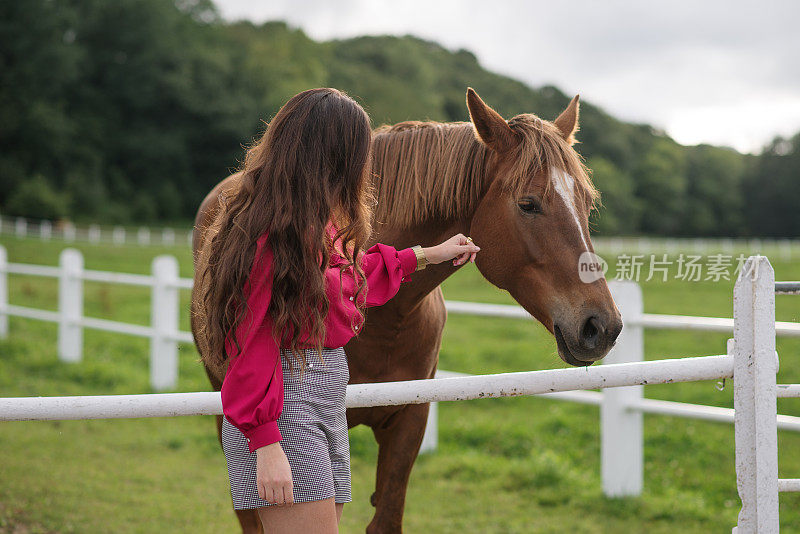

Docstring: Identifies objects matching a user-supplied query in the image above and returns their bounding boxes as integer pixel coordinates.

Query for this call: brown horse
[190,88,622,533]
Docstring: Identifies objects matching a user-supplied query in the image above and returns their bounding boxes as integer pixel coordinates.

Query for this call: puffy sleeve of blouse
[359,242,418,307]
[220,234,284,453]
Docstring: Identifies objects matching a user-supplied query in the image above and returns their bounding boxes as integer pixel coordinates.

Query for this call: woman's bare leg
[257,498,337,533]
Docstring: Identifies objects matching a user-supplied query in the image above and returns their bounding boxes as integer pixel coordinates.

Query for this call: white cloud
[667,96,800,151]
[213,0,800,153]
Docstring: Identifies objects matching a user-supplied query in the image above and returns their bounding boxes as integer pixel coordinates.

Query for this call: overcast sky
[214,0,800,154]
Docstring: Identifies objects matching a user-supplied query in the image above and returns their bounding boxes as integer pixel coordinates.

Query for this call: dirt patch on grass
[0,502,57,534]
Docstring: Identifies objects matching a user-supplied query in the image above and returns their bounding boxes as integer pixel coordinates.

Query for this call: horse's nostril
[581,317,602,349]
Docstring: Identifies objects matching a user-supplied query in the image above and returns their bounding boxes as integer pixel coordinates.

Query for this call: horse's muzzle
[554,313,622,366]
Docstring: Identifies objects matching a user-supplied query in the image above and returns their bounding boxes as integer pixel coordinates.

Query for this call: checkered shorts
[221,346,352,510]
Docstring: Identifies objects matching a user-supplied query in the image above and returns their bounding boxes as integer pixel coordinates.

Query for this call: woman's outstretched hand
[256,442,294,506]
[423,233,481,267]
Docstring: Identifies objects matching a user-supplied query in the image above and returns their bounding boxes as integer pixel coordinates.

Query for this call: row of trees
[1,0,796,236]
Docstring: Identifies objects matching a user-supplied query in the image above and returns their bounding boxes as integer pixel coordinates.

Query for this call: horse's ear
[553,95,580,145]
[466,88,516,152]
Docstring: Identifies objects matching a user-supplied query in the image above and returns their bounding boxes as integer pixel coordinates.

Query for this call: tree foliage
[742,134,800,238]
[0,0,795,236]
[5,175,70,220]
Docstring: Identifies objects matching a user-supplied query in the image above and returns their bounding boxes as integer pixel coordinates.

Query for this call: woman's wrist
[421,237,479,266]
[421,246,437,265]
[256,441,283,455]
[243,421,282,452]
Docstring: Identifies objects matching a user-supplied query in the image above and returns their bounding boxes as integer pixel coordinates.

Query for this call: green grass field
[1,237,799,533]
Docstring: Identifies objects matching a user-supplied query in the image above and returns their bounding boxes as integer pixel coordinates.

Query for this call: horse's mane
[370,115,599,229]
[370,121,487,228]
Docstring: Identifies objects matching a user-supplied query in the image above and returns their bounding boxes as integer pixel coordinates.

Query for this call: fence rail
[0,355,734,423]
[445,301,800,337]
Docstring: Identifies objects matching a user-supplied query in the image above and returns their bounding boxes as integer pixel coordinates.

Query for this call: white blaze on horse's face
[552,168,589,252]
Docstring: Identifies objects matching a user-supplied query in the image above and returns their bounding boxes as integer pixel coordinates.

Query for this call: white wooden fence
[1,256,797,531]
[0,250,800,528]
[0,246,193,390]
[0,215,194,248]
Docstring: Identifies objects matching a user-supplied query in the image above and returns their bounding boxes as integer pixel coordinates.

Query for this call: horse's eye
[518,197,542,214]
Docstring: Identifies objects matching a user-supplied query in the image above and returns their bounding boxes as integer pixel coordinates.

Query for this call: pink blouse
[221,222,419,452]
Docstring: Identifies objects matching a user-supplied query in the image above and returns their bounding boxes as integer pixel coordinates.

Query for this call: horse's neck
[371,216,474,310]
[368,123,487,307]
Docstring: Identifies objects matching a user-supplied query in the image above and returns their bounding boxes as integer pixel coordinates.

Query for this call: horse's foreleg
[367,403,430,534]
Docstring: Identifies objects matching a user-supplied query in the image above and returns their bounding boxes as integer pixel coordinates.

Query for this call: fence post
[161,228,175,246]
[150,255,179,391]
[0,245,7,339]
[419,401,438,454]
[58,248,84,363]
[40,220,52,241]
[732,256,778,533]
[15,217,27,238]
[602,281,644,497]
[88,224,101,243]
[138,227,150,246]
[63,221,76,242]
[112,226,126,246]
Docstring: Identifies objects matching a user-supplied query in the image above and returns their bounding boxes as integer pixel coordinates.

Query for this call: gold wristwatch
[411,245,427,271]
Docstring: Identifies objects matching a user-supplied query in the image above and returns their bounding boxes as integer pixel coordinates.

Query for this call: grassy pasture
[0,237,798,533]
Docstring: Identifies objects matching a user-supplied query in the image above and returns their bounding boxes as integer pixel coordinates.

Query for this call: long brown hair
[196,88,376,376]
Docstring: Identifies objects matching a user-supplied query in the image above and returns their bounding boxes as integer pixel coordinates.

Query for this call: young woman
[196,87,481,533]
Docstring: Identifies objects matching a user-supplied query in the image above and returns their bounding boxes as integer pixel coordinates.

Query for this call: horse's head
[466,88,622,366]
